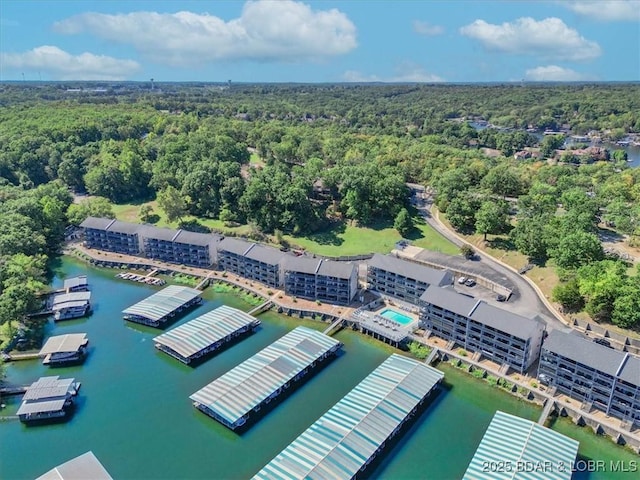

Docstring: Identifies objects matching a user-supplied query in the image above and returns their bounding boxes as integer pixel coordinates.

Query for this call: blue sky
[1,0,638,82]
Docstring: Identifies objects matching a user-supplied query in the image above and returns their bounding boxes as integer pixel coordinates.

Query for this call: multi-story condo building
[141,225,220,268]
[217,238,284,288]
[81,217,142,255]
[538,330,640,427]
[282,256,358,305]
[367,253,453,304]
[419,286,545,373]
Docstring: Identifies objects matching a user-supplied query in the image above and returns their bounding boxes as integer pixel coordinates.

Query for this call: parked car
[593,338,612,348]
[458,276,467,285]
[464,279,476,287]
[495,294,507,302]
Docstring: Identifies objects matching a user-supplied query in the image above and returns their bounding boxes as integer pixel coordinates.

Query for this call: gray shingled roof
[420,285,479,317]
[618,355,640,386]
[317,259,356,280]
[106,220,141,235]
[282,255,321,275]
[80,217,114,230]
[218,237,253,256]
[543,330,627,378]
[174,230,221,246]
[369,253,452,286]
[140,224,179,242]
[244,243,284,266]
[470,302,544,340]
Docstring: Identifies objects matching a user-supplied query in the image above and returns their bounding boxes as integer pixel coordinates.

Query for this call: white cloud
[413,20,444,36]
[0,46,141,80]
[564,1,640,21]
[460,17,601,61]
[343,63,444,83]
[525,65,596,81]
[53,0,357,66]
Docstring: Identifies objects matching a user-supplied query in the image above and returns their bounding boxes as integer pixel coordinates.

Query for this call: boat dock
[154,306,260,365]
[253,354,444,480]
[39,333,89,367]
[122,285,202,328]
[463,410,579,480]
[16,376,81,424]
[52,291,92,321]
[190,326,342,431]
[116,270,166,286]
[35,451,112,480]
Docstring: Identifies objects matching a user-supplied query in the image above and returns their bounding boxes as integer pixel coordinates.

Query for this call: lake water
[0,257,635,479]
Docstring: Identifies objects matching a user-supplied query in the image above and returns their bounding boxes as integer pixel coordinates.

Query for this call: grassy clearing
[249,152,265,167]
[284,216,457,257]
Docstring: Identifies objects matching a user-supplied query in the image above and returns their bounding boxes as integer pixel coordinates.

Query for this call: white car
[458,276,467,285]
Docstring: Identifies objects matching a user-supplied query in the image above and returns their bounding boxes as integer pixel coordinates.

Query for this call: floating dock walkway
[154,305,261,365]
[253,354,444,480]
[122,285,202,328]
[190,326,342,431]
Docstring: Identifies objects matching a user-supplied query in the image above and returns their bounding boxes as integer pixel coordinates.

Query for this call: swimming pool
[379,308,414,326]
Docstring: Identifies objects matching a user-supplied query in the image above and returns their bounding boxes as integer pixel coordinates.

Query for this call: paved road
[414,197,566,331]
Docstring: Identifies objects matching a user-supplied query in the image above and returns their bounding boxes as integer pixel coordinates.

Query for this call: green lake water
[0,257,635,479]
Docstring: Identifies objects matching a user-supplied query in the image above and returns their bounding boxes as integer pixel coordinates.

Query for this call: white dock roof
[154,306,258,359]
[122,285,201,322]
[463,410,579,480]
[53,291,91,306]
[253,354,444,480]
[37,451,113,480]
[40,334,88,356]
[190,326,341,427]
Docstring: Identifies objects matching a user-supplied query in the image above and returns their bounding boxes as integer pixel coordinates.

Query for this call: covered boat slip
[463,411,579,480]
[190,326,342,430]
[253,354,444,480]
[39,333,89,366]
[154,305,261,364]
[16,376,80,423]
[36,451,112,480]
[122,285,202,328]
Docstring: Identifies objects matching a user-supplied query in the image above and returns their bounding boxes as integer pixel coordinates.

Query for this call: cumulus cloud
[343,63,444,83]
[460,17,601,61]
[564,1,640,21]
[413,20,444,36]
[0,46,141,80]
[53,0,357,66]
[525,65,596,81]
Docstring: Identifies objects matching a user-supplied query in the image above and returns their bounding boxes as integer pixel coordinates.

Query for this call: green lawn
[111,201,457,257]
[284,217,458,257]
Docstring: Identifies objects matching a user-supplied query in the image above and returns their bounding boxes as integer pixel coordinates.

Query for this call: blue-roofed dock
[252,354,444,480]
[153,305,261,365]
[122,285,202,328]
[190,326,342,431]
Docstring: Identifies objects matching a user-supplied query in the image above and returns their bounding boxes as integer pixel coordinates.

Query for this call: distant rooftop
[79,217,114,230]
[243,243,285,266]
[282,256,356,279]
[36,451,113,480]
[420,285,478,317]
[463,411,578,480]
[217,237,253,256]
[63,276,88,290]
[106,219,141,235]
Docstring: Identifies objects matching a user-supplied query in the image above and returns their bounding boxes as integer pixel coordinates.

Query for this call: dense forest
[0,82,639,344]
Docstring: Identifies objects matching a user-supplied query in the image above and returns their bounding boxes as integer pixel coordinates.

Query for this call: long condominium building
[367,253,453,304]
[538,330,640,427]
[217,237,284,288]
[79,217,221,268]
[282,256,358,305]
[419,286,545,373]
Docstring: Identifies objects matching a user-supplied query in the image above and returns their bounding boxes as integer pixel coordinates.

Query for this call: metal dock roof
[253,354,444,480]
[122,285,201,322]
[53,291,91,306]
[17,376,77,416]
[39,334,88,356]
[190,326,341,428]
[37,451,113,480]
[154,305,259,360]
[63,275,88,290]
[463,410,579,480]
